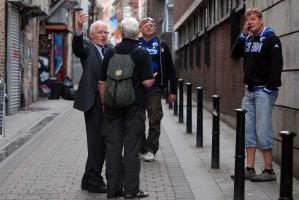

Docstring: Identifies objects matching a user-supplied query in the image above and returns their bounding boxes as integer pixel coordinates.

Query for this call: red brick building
[174,0,299,179]
[174,0,246,126]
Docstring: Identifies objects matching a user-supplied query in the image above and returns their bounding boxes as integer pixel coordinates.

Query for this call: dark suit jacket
[72,34,112,112]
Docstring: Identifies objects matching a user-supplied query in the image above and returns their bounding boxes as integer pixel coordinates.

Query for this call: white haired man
[99,17,154,198]
[72,10,112,193]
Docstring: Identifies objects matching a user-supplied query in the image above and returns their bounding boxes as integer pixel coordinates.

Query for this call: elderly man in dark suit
[72,11,111,193]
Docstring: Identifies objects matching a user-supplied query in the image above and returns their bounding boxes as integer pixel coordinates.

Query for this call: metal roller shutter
[6,3,21,115]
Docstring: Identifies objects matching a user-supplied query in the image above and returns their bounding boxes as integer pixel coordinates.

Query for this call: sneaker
[139,153,146,160]
[231,168,257,180]
[144,152,155,162]
[250,170,276,182]
[124,190,149,199]
[245,168,257,179]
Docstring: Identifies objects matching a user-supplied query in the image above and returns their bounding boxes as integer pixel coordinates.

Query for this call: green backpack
[104,48,136,108]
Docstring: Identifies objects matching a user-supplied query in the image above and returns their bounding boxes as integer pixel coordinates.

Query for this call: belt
[247,85,265,92]
[247,85,278,92]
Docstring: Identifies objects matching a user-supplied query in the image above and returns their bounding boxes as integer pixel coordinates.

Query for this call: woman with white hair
[99,17,154,199]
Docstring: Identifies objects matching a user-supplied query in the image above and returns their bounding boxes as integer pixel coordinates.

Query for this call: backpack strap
[129,47,143,89]
[111,47,118,55]
[112,46,140,56]
[130,46,142,55]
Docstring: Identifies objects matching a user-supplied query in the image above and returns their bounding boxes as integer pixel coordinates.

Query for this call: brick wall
[173,0,196,25]
[0,1,5,80]
[177,19,245,127]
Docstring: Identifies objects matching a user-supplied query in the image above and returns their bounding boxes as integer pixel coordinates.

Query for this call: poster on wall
[38,35,50,97]
[54,32,64,81]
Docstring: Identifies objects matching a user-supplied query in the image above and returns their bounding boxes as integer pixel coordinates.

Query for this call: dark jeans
[103,105,146,195]
[82,93,106,186]
[140,90,163,155]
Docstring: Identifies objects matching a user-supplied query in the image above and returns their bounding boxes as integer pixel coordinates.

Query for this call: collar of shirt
[91,41,104,59]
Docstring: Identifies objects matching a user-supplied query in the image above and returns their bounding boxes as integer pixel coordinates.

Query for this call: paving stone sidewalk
[0,107,194,200]
[160,98,299,200]
[0,99,73,150]
[0,98,298,200]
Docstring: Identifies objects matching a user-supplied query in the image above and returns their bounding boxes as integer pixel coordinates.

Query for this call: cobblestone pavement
[0,107,194,200]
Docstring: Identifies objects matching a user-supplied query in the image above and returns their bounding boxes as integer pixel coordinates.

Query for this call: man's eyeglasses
[94,31,109,35]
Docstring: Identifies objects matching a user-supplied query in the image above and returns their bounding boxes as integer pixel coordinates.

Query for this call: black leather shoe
[81,183,107,193]
[107,191,125,198]
[81,182,88,190]
[88,184,107,193]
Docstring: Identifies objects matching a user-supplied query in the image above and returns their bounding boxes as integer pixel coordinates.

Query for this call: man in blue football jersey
[138,17,177,162]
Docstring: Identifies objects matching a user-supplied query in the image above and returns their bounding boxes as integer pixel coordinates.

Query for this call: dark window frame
[189,42,194,69]
[195,38,201,67]
[204,28,210,66]
[184,46,188,70]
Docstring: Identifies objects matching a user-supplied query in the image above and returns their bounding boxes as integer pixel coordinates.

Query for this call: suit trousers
[103,105,146,195]
[82,93,106,186]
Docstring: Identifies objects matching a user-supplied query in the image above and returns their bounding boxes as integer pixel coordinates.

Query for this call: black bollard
[168,81,173,109]
[186,83,192,133]
[178,79,184,123]
[161,87,166,99]
[165,86,169,104]
[278,131,296,200]
[169,102,173,109]
[173,97,178,116]
[196,87,203,147]
[233,109,247,200]
[211,95,220,169]
[168,100,173,109]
